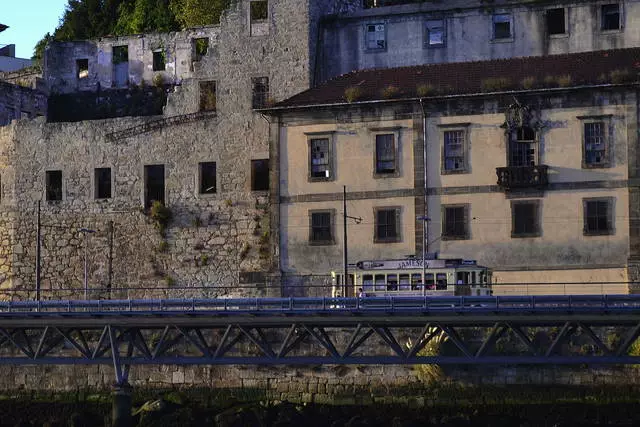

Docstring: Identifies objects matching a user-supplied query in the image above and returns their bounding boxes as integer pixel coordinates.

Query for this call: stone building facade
[267,48,640,295]
[0,0,362,298]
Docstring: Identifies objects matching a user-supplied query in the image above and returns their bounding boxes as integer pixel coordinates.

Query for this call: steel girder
[0,312,639,385]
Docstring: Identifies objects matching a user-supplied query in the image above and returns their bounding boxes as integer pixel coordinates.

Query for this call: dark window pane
[375,134,395,174]
[199,162,216,194]
[144,165,165,209]
[443,130,465,171]
[584,122,606,165]
[585,200,611,234]
[513,202,538,236]
[376,209,398,241]
[546,8,566,35]
[95,168,112,199]
[46,170,62,201]
[76,59,89,79]
[601,4,620,30]
[250,1,268,21]
[251,159,269,191]
[152,50,165,71]
[252,76,269,109]
[311,212,332,243]
[310,138,330,178]
[444,206,466,238]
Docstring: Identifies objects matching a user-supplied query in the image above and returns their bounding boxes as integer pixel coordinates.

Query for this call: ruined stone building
[0,0,639,298]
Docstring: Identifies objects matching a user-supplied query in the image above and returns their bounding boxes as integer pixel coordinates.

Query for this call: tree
[169,0,234,28]
[114,0,179,35]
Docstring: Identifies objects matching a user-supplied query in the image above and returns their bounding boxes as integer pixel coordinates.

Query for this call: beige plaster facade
[272,87,639,295]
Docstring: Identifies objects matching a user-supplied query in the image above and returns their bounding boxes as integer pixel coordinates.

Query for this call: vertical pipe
[84,234,88,300]
[343,185,348,297]
[420,100,428,296]
[36,200,41,302]
[108,220,113,297]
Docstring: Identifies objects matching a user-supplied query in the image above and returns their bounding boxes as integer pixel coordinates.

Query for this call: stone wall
[0,81,46,127]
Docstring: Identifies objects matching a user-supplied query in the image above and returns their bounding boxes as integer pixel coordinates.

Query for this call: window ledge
[197,192,217,198]
[424,43,446,49]
[582,163,611,169]
[548,33,569,39]
[600,29,623,35]
[309,240,336,246]
[308,177,333,183]
[251,189,269,194]
[491,37,514,43]
[441,169,468,175]
[364,47,387,53]
[441,235,469,241]
[584,230,615,236]
[374,238,401,244]
[374,171,400,179]
[511,232,541,238]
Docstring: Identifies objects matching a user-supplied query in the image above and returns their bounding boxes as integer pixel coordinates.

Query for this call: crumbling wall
[0,81,46,126]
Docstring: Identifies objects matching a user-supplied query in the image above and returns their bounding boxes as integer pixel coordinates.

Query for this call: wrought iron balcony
[496,165,549,190]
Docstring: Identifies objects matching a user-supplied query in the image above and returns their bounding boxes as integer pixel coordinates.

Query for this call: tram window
[399,274,410,290]
[436,273,447,290]
[471,271,477,285]
[476,289,481,296]
[387,274,398,291]
[411,274,422,290]
[363,275,374,291]
[425,273,435,290]
[375,274,386,291]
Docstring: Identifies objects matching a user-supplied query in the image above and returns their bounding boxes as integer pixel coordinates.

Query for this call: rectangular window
[152,50,166,71]
[112,45,128,64]
[442,129,466,173]
[493,14,512,39]
[511,200,541,238]
[366,23,386,50]
[442,205,469,240]
[375,134,396,175]
[546,8,566,35]
[375,207,400,243]
[76,59,89,79]
[251,76,269,109]
[46,170,63,201]
[250,1,269,36]
[199,162,217,194]
[193,38,209,61]
[584,122,608,167]
[199,81,216,112]
[601,4,621,31]
[309,210,334,245]
[309,137,331,180]
[425,19,445,46]
[94,168,112,199]
[584,198,614,235]
[144,164,165,209]
[251,159,269,191]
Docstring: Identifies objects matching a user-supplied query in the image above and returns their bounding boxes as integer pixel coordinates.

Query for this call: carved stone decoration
[502,98,539,131]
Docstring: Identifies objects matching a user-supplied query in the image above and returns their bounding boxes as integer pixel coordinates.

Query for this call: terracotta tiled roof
[273,48,640,109]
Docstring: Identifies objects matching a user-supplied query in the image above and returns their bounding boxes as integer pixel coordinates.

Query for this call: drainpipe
[419,99,428,253]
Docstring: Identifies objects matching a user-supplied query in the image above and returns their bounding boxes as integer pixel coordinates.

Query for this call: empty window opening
[251,159,269,191]
[601,4,621,30]
[493,14,512,39]
[193,38,209,61]
[584,122,607,166]
[250,1,269,36]
[144,165,165,209]
[310,211,333,244]
[199,81,217,112]
[375,134,396,174]
[199,162,217,194]
[546,8,566,35]
[366,23,386,50]
[95,168,112,199]
[310,138,331,179]
[251,76,270,109]
[512,201,540,237]
[375,208,400,242]
[76,59,89,79]
[152,50,166,71]
[443,130,465,172]
[584,199,613,235]
[443,206,468,239]
[426,19,445,46]
[112,45,129,87]
[46,170,63,201]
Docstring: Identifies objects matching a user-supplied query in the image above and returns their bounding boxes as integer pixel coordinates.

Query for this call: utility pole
[418,216,431,296]
[342,186,361,296]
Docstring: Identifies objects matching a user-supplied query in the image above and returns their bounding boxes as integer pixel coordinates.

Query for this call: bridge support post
[111,383,133,427]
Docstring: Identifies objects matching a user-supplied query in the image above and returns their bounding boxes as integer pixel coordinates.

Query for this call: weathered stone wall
[0,81,46,127]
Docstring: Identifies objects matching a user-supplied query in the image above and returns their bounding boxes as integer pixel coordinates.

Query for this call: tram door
[335,273,356,297]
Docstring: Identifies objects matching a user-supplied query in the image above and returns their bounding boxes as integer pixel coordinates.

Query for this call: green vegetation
[150,200,172,236]
[33,0,236,62]
[344,86,362,103]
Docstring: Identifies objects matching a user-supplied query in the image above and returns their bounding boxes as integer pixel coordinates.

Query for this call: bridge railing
[1,294,640,314]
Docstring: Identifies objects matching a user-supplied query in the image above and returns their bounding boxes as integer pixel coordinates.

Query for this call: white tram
[331,256,493,298]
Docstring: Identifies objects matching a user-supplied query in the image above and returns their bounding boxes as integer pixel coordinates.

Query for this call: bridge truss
[0,296,640,385]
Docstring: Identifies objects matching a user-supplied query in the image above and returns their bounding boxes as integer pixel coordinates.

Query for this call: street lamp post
[79,228,96,299]
[417,216,430,296]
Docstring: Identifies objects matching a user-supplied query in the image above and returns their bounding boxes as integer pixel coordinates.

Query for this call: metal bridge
[0,295,640,386]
